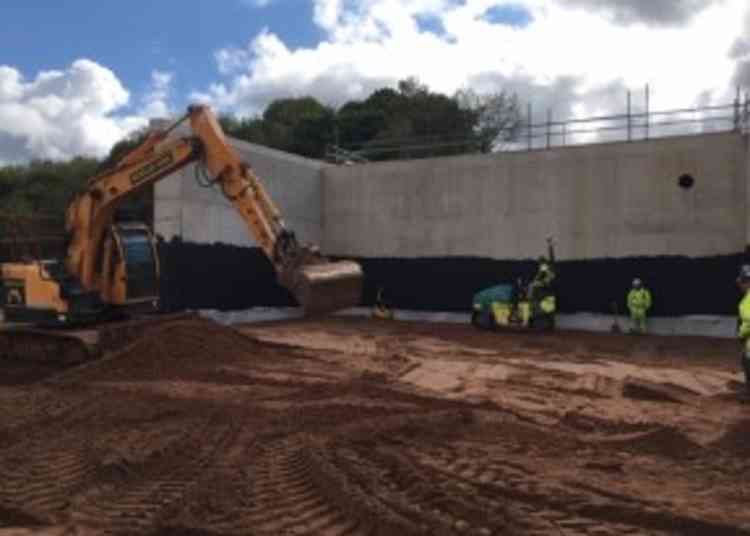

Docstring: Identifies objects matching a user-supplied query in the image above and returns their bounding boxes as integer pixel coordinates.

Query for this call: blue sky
[0,0,747,162]
[0,1,322,111]
[0,1,537,111]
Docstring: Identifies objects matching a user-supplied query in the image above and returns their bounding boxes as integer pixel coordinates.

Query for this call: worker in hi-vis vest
[528,237,556,302]
[736,265,750,392]
[627,278,652,334]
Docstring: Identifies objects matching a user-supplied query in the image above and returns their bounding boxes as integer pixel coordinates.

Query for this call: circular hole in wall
[678,173,695,190]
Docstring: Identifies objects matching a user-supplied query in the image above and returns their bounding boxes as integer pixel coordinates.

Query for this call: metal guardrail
[326,86,750,163]
[325,145,370,165]
[0,215,65,261]
[522,101,745,151]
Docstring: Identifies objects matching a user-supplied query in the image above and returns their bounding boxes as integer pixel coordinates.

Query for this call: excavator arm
[63,105,362,316]
[65,130,197,294]
[186,107,363,314]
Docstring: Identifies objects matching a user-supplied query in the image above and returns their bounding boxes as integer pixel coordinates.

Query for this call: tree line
[0,78,521,230]
[220,78,522,160]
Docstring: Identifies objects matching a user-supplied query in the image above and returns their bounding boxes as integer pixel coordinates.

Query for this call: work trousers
[629,310,647,334]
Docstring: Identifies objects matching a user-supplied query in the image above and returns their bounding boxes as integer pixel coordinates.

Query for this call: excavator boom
[1,105,362,362]
[185,106,362,314]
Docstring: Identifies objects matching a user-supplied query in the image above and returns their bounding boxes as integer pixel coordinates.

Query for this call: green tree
[397,76,429,98]
[0,157,99,242]
[217,79,520,162]
[99,133,147,171]
[0,127,158,236]
[221,97,335,159]
[455,88,523,152]
[336,78,476,160]
[220,115,268,146]
[96,130,155,224]
[262,97,335,158]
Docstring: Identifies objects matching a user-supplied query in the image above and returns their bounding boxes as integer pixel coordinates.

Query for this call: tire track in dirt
[409,443,646,535]
[409,441,750,536]
[0,398,120,522]
[169,411,478,535]
[202,437,370,536]
[324,443,509,535]
[70,413,234,534]
[302,411,480,536]
[3,317,750,534]
[0,387,87,442]
[0,434,98,520]
[0,398,207,526]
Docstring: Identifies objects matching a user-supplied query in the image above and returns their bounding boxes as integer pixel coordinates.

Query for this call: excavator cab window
[115,227,158,302]
[39,260,65,281]
[107,232,120,284]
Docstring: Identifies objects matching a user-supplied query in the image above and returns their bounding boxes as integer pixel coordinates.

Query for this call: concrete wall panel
[155,135,323,248]
[153,129,750,316]
[323,132,747,260]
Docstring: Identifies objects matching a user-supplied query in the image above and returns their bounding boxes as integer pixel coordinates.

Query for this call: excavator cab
[0,223,160,328]
[99,223,160,312]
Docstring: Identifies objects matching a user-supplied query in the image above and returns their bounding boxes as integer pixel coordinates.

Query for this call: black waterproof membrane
[158,239,750,316]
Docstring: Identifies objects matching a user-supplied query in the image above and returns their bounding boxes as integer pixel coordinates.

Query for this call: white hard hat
[632,278,642,287]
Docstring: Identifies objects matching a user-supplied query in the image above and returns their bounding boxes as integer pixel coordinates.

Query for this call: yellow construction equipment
[371,287,394,320]
[0,105,362,360]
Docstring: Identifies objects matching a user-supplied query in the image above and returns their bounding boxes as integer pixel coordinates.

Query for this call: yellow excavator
[0,105,363,360]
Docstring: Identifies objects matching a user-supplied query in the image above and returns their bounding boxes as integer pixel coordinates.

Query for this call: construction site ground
[1,315,750,535]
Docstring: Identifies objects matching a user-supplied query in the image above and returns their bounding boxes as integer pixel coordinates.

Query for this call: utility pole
[627,90,632,142]
[645,84,650,140]
[527,102,533,151]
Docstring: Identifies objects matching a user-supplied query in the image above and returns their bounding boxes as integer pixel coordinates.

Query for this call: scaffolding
[326,86,750,162]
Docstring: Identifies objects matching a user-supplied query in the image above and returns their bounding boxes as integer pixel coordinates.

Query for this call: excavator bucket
[283,260,363,316]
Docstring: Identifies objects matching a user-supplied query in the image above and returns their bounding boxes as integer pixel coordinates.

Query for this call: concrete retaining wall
[323,132,748,260]
[153,129,750,317]
[155,129,749,261]
[155,136,324,247]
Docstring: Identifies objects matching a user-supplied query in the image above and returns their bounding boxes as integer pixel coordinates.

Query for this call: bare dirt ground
[1,315,750,535]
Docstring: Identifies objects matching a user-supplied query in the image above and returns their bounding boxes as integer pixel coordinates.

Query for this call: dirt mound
[65,316,259,383]
[0,507,45,529]
[597,426,704,460]
[2,317,750,534]
[561,412,654,435]
[621,377,696,403]
[0,527,95,536]
[711,420,750,456]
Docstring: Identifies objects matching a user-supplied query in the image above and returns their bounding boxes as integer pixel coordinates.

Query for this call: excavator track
[0,327,93,365]
[0,312,196,366]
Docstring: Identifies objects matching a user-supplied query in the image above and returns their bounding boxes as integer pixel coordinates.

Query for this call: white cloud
[0,59,148,163]
[240,0,275,7]
[195,0,750,131]
[556,0,722,27]
[141,69,175,119]
[730,8,750,88]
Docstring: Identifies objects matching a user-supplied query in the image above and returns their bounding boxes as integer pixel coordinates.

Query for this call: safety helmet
[632,278,642,288]
[737,265,750,283]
